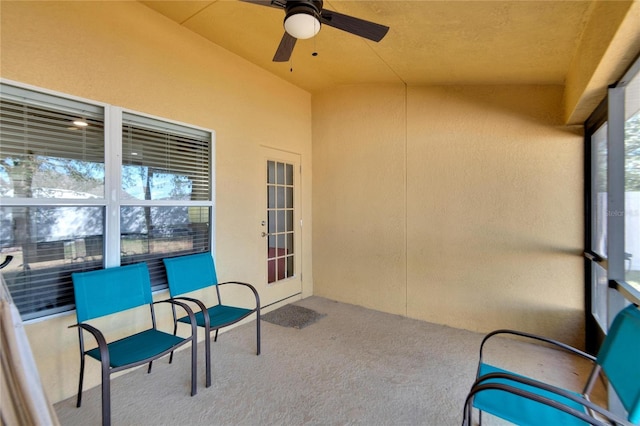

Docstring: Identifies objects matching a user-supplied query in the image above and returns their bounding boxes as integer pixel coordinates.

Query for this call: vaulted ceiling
[141,1,632,97]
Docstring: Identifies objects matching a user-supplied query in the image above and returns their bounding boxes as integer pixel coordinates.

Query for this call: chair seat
[86,329,186,368]
[473,363,589,426]
[177,304,253,329]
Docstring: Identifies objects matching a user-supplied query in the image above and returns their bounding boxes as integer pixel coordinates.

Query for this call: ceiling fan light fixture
[284,7,321,39]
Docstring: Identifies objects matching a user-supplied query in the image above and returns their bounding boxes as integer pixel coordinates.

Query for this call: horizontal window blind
[120,206,210,289]
[122,112,210,202]
[0,84,105,200]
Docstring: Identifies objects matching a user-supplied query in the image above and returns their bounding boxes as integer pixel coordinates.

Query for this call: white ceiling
[141,0,596,93]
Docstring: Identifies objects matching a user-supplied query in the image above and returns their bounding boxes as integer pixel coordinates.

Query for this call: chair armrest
[467,372,633,426]
[154,299,199,336]
[478,329,596,367]
[218,281,261,308]
[69,322,110,365]
[168,296,211,330]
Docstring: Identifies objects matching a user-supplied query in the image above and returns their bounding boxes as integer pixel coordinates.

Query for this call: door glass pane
[268,186,275,208]
[287,233,294,254]
[286,164,294,185]
[268,211,276,233]
[267,259,276,283]
[277,162,285,185]
[277,211,285,232]
[286,210,294,232]
[286,256,294,278]
[277,234,285,252]
[286,187,293,209]
[625,71,640,291]
[267,161,275,184]
[277,186,285,208]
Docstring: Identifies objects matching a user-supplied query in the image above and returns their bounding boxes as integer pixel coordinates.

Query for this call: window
[0,82,213,320]
[585,54,640,342]
[120,112,211,289]
[584,53,640,421]
[0,85,105,319]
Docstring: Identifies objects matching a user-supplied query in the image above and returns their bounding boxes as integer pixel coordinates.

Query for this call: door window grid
[267,161,294,283]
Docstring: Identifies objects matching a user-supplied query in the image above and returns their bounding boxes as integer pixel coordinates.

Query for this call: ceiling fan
[240,0,390,62]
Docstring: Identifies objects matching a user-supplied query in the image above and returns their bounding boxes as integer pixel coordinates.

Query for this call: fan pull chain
[312,20,318,57]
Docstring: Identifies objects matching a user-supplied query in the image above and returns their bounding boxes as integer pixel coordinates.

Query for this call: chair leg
[169,316,179,364]
[205,328,212,388]
[256,312,261,355]
[214,329,219,342]
[100,361,111,426]
[190,332,198,396]
[147,361,153,374]
[463,401,473,426]
[76,355,85,407]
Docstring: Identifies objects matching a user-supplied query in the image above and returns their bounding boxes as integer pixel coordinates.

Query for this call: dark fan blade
[320,10,389,42]
[237,0,285,10]
[273,32,297,62]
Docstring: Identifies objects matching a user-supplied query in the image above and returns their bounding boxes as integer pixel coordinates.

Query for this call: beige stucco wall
[313,84,585,347]
[1,0,313,403]
[312,84,408,314]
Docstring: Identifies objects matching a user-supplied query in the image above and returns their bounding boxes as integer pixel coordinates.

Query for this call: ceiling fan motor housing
[284,0,323,39]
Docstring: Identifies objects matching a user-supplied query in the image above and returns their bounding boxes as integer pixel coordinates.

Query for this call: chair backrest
[163,252,218,297]
[72,263,152,323]
[596,304,640,423]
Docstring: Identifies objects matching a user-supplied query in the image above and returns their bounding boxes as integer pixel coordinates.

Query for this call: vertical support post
[606,84,627,416]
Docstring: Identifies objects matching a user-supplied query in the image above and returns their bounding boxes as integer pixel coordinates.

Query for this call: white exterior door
[261,147,302,305]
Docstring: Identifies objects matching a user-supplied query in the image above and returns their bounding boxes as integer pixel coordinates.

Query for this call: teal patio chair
[70,262,198,426]
[463,304,640,426]
[163,252,260,388]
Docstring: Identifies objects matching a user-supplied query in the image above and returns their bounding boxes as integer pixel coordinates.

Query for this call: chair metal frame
[70,263,198,426]
[163,252,261,388]
[463,304,640,426]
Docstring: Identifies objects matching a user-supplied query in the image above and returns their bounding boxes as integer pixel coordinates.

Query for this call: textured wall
[1,1,313,402]
[313,84,585,347]
[312,85,408,314]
